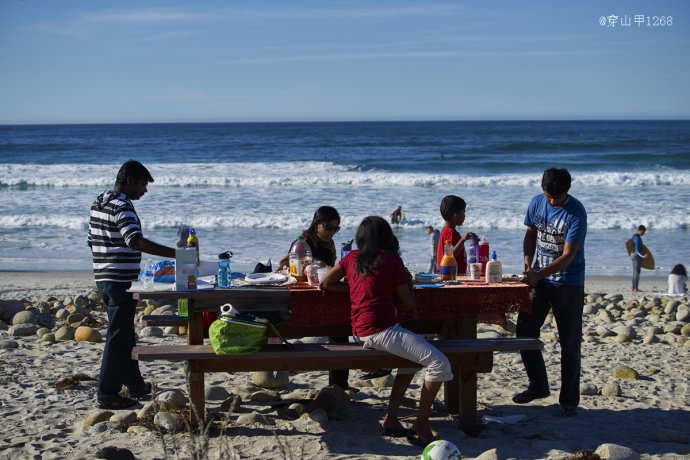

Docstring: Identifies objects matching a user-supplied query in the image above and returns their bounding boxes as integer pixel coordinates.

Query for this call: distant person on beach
[436,195,477,275]
[88,160,176,409]
[513,168,587,418]
[277,206,348,389]
[390,205,404,225]
[668,264,687,295]
[630,225,648,292]
[425,226,440,274]
[319,216,452,446]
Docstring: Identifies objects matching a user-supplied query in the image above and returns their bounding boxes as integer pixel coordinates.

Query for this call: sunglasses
[320,222,340,233]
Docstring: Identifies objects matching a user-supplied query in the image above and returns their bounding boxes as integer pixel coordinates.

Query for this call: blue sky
[1,0,688,123]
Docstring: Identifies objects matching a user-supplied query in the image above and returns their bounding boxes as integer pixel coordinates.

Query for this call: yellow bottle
[439,240,457,281]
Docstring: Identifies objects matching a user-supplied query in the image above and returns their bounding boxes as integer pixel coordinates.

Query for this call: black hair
[637,225,647,232]
[305,206,340,236]
[354,215,399,276]
[115,160,154,187]
[440,195,466,221]
[541,168,571,196]
[670,264,687,277]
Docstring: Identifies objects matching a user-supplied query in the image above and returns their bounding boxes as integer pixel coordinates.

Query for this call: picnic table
[131,277,534,433]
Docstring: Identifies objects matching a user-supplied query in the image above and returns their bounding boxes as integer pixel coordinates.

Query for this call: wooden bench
[141,315,187,327]
[132,337,543,434]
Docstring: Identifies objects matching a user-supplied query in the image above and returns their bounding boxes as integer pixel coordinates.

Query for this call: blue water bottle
[217,251,232,288]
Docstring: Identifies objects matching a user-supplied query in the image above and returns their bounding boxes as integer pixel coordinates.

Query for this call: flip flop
[406,429,432,448]
[359,368,392,380]
[97,396,137,410]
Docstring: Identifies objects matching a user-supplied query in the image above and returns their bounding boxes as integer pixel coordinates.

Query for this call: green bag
[209,304,294,355]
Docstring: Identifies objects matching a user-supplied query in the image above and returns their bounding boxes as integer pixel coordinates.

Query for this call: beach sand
[0,271,688,459]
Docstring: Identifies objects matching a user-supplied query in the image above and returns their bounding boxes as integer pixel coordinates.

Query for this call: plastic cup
[317,267,330,283]
[470,263,482,280]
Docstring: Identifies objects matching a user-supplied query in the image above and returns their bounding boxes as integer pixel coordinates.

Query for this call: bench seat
[132,337,542,434]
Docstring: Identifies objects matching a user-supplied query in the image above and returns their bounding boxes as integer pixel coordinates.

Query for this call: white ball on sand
[421,439,462,460]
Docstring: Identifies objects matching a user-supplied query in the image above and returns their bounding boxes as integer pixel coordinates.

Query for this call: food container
[469,263,482,280]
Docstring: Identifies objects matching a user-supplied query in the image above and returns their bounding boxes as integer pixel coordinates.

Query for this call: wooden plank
[141,315,187,327]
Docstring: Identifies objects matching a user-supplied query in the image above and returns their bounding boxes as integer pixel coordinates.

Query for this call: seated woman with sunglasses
[277,206,351,388]
[277,206,341,270]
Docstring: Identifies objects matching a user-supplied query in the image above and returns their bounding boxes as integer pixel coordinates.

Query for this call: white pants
[358,323,453,383]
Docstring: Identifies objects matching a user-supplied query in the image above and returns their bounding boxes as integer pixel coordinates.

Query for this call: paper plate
[244,273,287,285]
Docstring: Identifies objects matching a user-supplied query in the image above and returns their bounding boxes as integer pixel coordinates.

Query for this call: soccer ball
[421,439,462,460]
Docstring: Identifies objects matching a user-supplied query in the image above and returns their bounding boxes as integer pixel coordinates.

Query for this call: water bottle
[439,240,458,281]
[142,258,155,290]
[217,251,232,288]
[478,237,490,276]
[466,244,478,276]
[289,235,313,284]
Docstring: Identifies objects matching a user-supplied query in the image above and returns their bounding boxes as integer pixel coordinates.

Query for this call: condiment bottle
[478,237,490,276]
[485,251,503,283]
[439,240,458,281]
[186,228,200,278]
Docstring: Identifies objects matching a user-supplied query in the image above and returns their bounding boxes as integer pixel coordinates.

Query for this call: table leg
[457,363,482,435]
[441,315,477,414]
[187,301,204,346]
[188,360,205,426]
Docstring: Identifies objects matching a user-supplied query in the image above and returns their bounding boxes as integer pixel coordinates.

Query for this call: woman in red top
[320,216,453,446]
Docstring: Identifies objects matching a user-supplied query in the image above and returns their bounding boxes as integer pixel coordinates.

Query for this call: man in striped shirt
[88,160,175,409]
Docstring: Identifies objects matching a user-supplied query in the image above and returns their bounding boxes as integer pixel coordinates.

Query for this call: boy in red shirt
[436,195,477,274]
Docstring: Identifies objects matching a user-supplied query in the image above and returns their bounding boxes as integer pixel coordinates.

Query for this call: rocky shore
[0,271,688,459]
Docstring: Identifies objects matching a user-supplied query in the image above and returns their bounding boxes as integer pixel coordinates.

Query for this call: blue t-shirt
[524,194,587,286]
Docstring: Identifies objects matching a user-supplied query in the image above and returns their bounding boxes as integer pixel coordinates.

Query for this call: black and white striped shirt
[88,190,143,282]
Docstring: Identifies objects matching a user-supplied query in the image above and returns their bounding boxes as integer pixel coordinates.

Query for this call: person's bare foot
[381,415,407,436]
[410,421,435,445]
[632,288,642,292]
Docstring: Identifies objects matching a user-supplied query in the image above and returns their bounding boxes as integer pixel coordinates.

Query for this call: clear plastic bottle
[217,252,231,288]
[439,240,458,281]
[289,235,313,284]
[466,244,477,276]
[142,258,155,289]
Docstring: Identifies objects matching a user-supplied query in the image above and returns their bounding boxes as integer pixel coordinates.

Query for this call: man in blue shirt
[631,225,648,292]
[513,168,587,418]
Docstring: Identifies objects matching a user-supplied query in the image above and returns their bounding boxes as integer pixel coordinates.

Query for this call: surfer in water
[390,205,404,225]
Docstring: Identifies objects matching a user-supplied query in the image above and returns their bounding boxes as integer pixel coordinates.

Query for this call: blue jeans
[96,281,146,402]
[516,282,584,410]
[631,254,643,289]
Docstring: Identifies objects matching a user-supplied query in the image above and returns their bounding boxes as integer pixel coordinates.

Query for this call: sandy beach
[1,270,688,460]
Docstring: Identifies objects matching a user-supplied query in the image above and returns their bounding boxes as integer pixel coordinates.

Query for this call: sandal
[127,382,152,399]
[97,396,137,410]
[359,369,392,380]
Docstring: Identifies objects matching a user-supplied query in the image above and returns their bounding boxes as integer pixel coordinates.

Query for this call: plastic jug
[439,240,458,281]
[289,236,313,284]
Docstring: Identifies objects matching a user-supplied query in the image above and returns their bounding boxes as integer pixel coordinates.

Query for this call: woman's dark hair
[115,160,154,187]
[354,216,399,275]
[305,206,340,237]
[670,264,687,277]
[541,168,571,196]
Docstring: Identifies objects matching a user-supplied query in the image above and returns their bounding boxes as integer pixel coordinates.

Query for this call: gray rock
[0,339,19,349]
[251,370,290,389]
[140,326,163,337]
[66,313,85,324]
[643,334,660,344]
[583,304,597,315]
[9,323,37,336]
[598,310,614,323]
[605,294,624,302]
[205,386,230,401]
[301,407,328,425]
[681,324,690,337]
[35,327,49,338]
[676,307,690,322]
[74,295,89,309]
[596,325,614,337]
[602,382,622,397]
[236,413,275,426]
[154,411,185,433]
[55,309,70,320]
[594,443,640,460]
[12,310,36,326]
[156,389,187,410]
[54,326,75,341]
[0,299,24,322]
[90,421,122,433]
[474,448,501,460]
[586,294,600,303]
[664,300,681,315]
[580,383,599,396]
[664,323,681,335]
[151,305,177,315]
[163,326,180,335]
[248,390,281,402]
[220,394,242,412]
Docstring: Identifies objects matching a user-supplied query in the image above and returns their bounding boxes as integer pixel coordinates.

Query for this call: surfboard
[625,239,655,270]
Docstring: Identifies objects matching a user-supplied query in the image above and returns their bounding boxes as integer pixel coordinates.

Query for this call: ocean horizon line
[3,118,690,127]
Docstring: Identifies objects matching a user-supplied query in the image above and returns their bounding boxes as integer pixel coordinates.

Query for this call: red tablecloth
[289,282,532,328]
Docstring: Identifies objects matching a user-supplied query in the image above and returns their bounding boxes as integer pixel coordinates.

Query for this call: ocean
[1,120,689,278]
